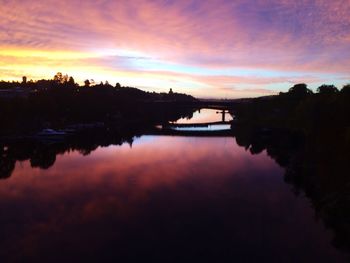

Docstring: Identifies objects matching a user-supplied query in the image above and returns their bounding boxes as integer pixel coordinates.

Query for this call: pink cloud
[0,0,349,97]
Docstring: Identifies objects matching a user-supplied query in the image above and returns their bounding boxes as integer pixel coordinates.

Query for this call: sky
[0,0,349,98]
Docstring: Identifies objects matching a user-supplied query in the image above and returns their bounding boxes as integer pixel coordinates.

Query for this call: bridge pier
[217,110,229,122]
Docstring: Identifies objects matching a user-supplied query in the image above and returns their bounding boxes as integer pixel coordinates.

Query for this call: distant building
[22,76,27,84]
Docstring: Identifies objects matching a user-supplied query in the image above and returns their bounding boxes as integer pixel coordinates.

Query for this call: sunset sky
[1,0,349,98]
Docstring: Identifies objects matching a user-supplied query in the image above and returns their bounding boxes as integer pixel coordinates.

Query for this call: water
[0,109,346,262]
[171,108,233,131]
[174,108,233,124]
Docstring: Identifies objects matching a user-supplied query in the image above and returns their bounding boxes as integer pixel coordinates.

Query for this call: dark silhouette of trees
[84,79,91,87]
[341,84,350,94]
[68,76,75,86]
[231,81,350,253]
[115,82,121,89]
[53,72,71,85]
[234,81,350,134]
[56,72,62,79]
[287,83,313,97]
[0,74,197,137]
[317,84,339,94]
[53,72,63,83]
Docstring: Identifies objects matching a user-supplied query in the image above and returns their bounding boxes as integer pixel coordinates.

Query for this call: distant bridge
[144,102,238,137]
[167,120,232,128]
[147,120,234,137]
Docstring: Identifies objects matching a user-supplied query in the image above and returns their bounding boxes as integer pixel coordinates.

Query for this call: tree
[53,72,63,83]
[62,74,69,83]
[287,83,313,97]
[317,84,339,94]
[84,79,91,87]
[115,82,121,89]
[53,72,69,84]
[341,84,350,94]
[68,76,75,86]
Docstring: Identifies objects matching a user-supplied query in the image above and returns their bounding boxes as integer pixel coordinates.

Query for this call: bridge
[174,100,238,123]
[147,120,234,137]
[148,106,235,137]
[166,120,231,128]
[144,102,238,137]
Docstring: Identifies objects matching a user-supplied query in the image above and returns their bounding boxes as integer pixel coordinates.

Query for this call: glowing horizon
[1,0,349,98]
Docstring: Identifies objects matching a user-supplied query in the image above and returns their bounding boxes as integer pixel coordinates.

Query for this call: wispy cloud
[0,0,349,97]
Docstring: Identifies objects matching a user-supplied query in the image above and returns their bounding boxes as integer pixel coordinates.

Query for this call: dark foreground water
[0,110,347,262]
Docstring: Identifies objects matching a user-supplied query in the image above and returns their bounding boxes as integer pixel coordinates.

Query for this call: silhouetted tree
[115,82,121,89]
[341,84,350,94]
[63,74,69,83]
[68,76,75,86]
[287,83,313,97]
[53,72,63,83]
[53,72,69,84]
[84,79,91,87]
[317,84,339,94]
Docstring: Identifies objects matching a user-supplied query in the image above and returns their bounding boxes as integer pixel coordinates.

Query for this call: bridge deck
[167,121,232,128]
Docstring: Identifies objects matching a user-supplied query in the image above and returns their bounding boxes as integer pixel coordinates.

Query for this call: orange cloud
[0,0,349,97]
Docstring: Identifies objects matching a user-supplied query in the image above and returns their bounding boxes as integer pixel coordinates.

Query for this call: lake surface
[173,108,233,124]
[171,108,233,131]
[0,109,346,262]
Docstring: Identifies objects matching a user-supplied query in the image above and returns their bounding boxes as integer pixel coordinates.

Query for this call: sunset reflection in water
[0,136,344,262]
[172,108,233,124]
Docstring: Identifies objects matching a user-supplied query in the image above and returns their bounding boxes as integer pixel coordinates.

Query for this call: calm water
[171,108,233,131]
[0,110,346,262]
[173,108,233,124]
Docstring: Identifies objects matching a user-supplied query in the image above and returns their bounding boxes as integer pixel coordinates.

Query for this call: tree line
[233,82,350,133]
[0,73,196,135]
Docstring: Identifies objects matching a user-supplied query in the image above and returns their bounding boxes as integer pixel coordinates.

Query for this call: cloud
[0,0,349,97]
